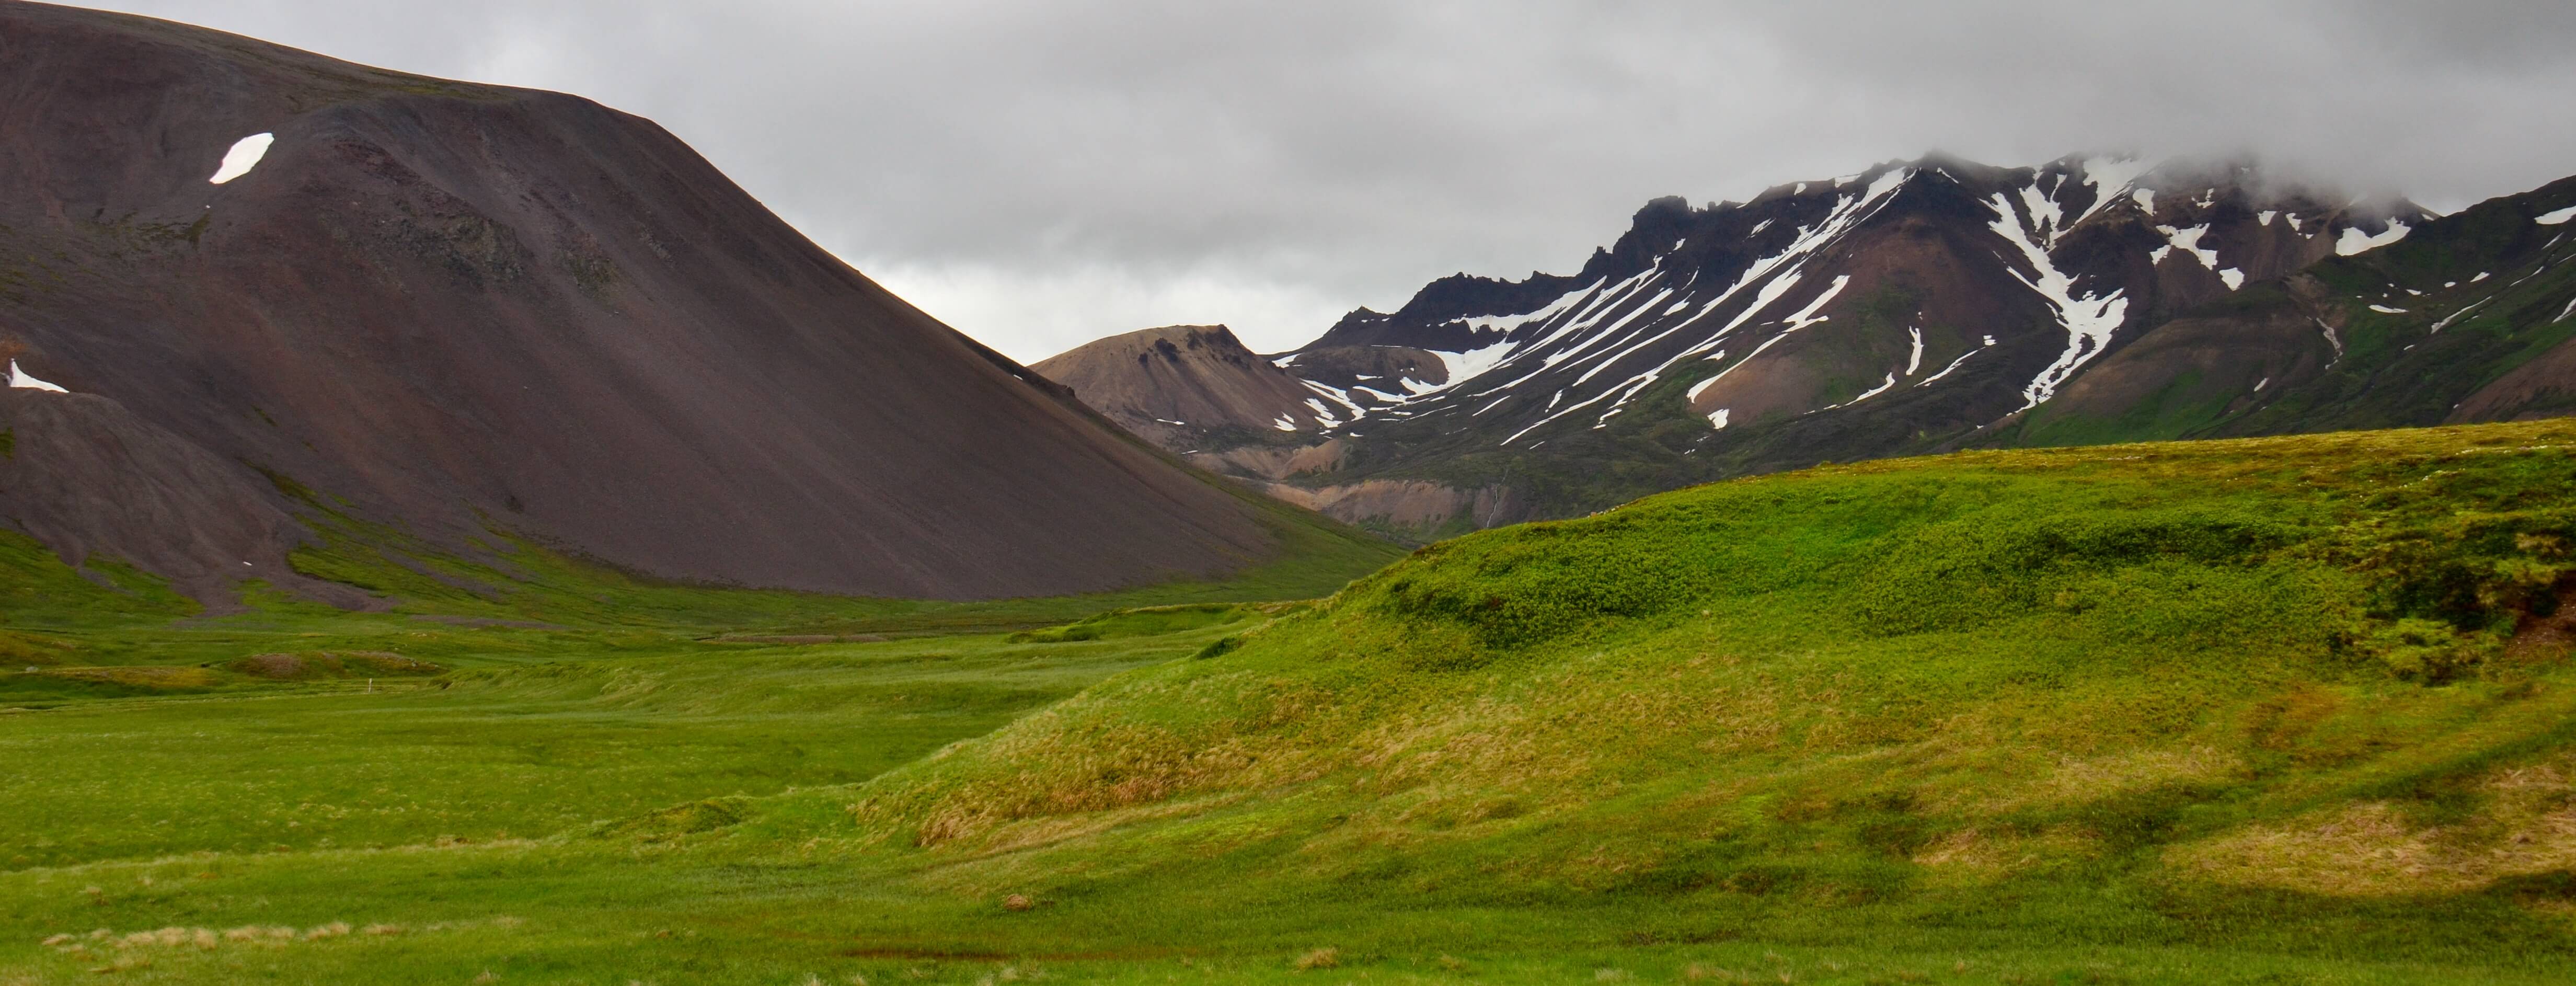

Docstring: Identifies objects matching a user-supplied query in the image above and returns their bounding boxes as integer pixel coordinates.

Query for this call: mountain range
[1040,155,2576,536]
[0,2,1385,607]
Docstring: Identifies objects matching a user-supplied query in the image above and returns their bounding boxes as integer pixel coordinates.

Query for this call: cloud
[83,1,2576,359]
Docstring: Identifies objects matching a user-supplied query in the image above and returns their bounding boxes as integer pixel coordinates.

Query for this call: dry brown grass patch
[2172,756,2576,895]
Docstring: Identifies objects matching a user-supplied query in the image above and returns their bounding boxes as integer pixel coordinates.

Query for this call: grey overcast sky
[79,1,2576,360]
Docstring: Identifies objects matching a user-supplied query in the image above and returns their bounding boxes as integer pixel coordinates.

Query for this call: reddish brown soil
[1033,325,1326,439]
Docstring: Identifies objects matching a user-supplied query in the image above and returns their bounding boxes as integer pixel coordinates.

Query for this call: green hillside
[6,420,2576,983]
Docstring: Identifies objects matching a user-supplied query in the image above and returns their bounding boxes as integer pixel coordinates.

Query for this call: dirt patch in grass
[33,666,220,689]
[222,651,445,680]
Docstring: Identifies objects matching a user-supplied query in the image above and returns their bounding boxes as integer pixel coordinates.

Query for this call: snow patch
[2159,224,2222,272]
[1300,380,1370,425]
[2315,318,2344,360]
[1777,274,1849,331]
[2069,156,2153,227]
[1706,408,1730,430]
[2220,269,2246,290]
[2131,189,2156,214]
[1828,372,1899,410]
[2019,185,2065,240]
[2336,221,2411,256]
[1905,326,1925,375]
[2253,377,2269,392]
[1271,416,1297,432]
[209,133,274,185]
[2368,305,2409,314]
[7,359,67,392]
[1915,348,1980,387]
[1410,338,1515,395]
[2432,297,2491,333]
[2537,205,2576,226]
[2258,210,2280,226]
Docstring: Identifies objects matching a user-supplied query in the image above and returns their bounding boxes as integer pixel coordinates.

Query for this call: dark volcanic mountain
[1044,153,2557,536]
[0,3,1367,604]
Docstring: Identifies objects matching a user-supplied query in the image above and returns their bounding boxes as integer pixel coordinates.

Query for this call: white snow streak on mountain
[1988,192,2130,409]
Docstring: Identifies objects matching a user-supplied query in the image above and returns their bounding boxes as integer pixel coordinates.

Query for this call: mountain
[2002,174,2576,444]
[1044,153,2560,537]
[1030,325,1326,452]
[0,2,1386,606]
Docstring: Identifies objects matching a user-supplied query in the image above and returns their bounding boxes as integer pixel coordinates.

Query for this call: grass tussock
[1291,947,1339,970]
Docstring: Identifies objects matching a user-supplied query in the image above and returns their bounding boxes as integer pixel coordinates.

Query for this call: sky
[82,1,2576,361]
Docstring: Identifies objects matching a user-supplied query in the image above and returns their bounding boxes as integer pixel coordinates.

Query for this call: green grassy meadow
[8,421,2576,983]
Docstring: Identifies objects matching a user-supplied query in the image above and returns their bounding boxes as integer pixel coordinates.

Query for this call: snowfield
[209,133,274,185]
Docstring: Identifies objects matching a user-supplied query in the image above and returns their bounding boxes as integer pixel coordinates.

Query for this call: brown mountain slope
[0,385,370,607]
[0,3,1341,602]
[1032,325,1327,450]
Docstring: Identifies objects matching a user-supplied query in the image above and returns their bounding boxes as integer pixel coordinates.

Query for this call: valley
[8,419,2576,983]
[4,3,2574,983]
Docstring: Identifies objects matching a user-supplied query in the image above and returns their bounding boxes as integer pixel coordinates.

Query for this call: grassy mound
[1005,603,1267,644]
[814,419,2576,969]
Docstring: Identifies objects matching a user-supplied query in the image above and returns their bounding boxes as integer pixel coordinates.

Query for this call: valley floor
[17,618,2564,985]
[9,421,2576,984]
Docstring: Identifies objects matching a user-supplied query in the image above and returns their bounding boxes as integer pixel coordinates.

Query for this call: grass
[5,420,2576,982]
